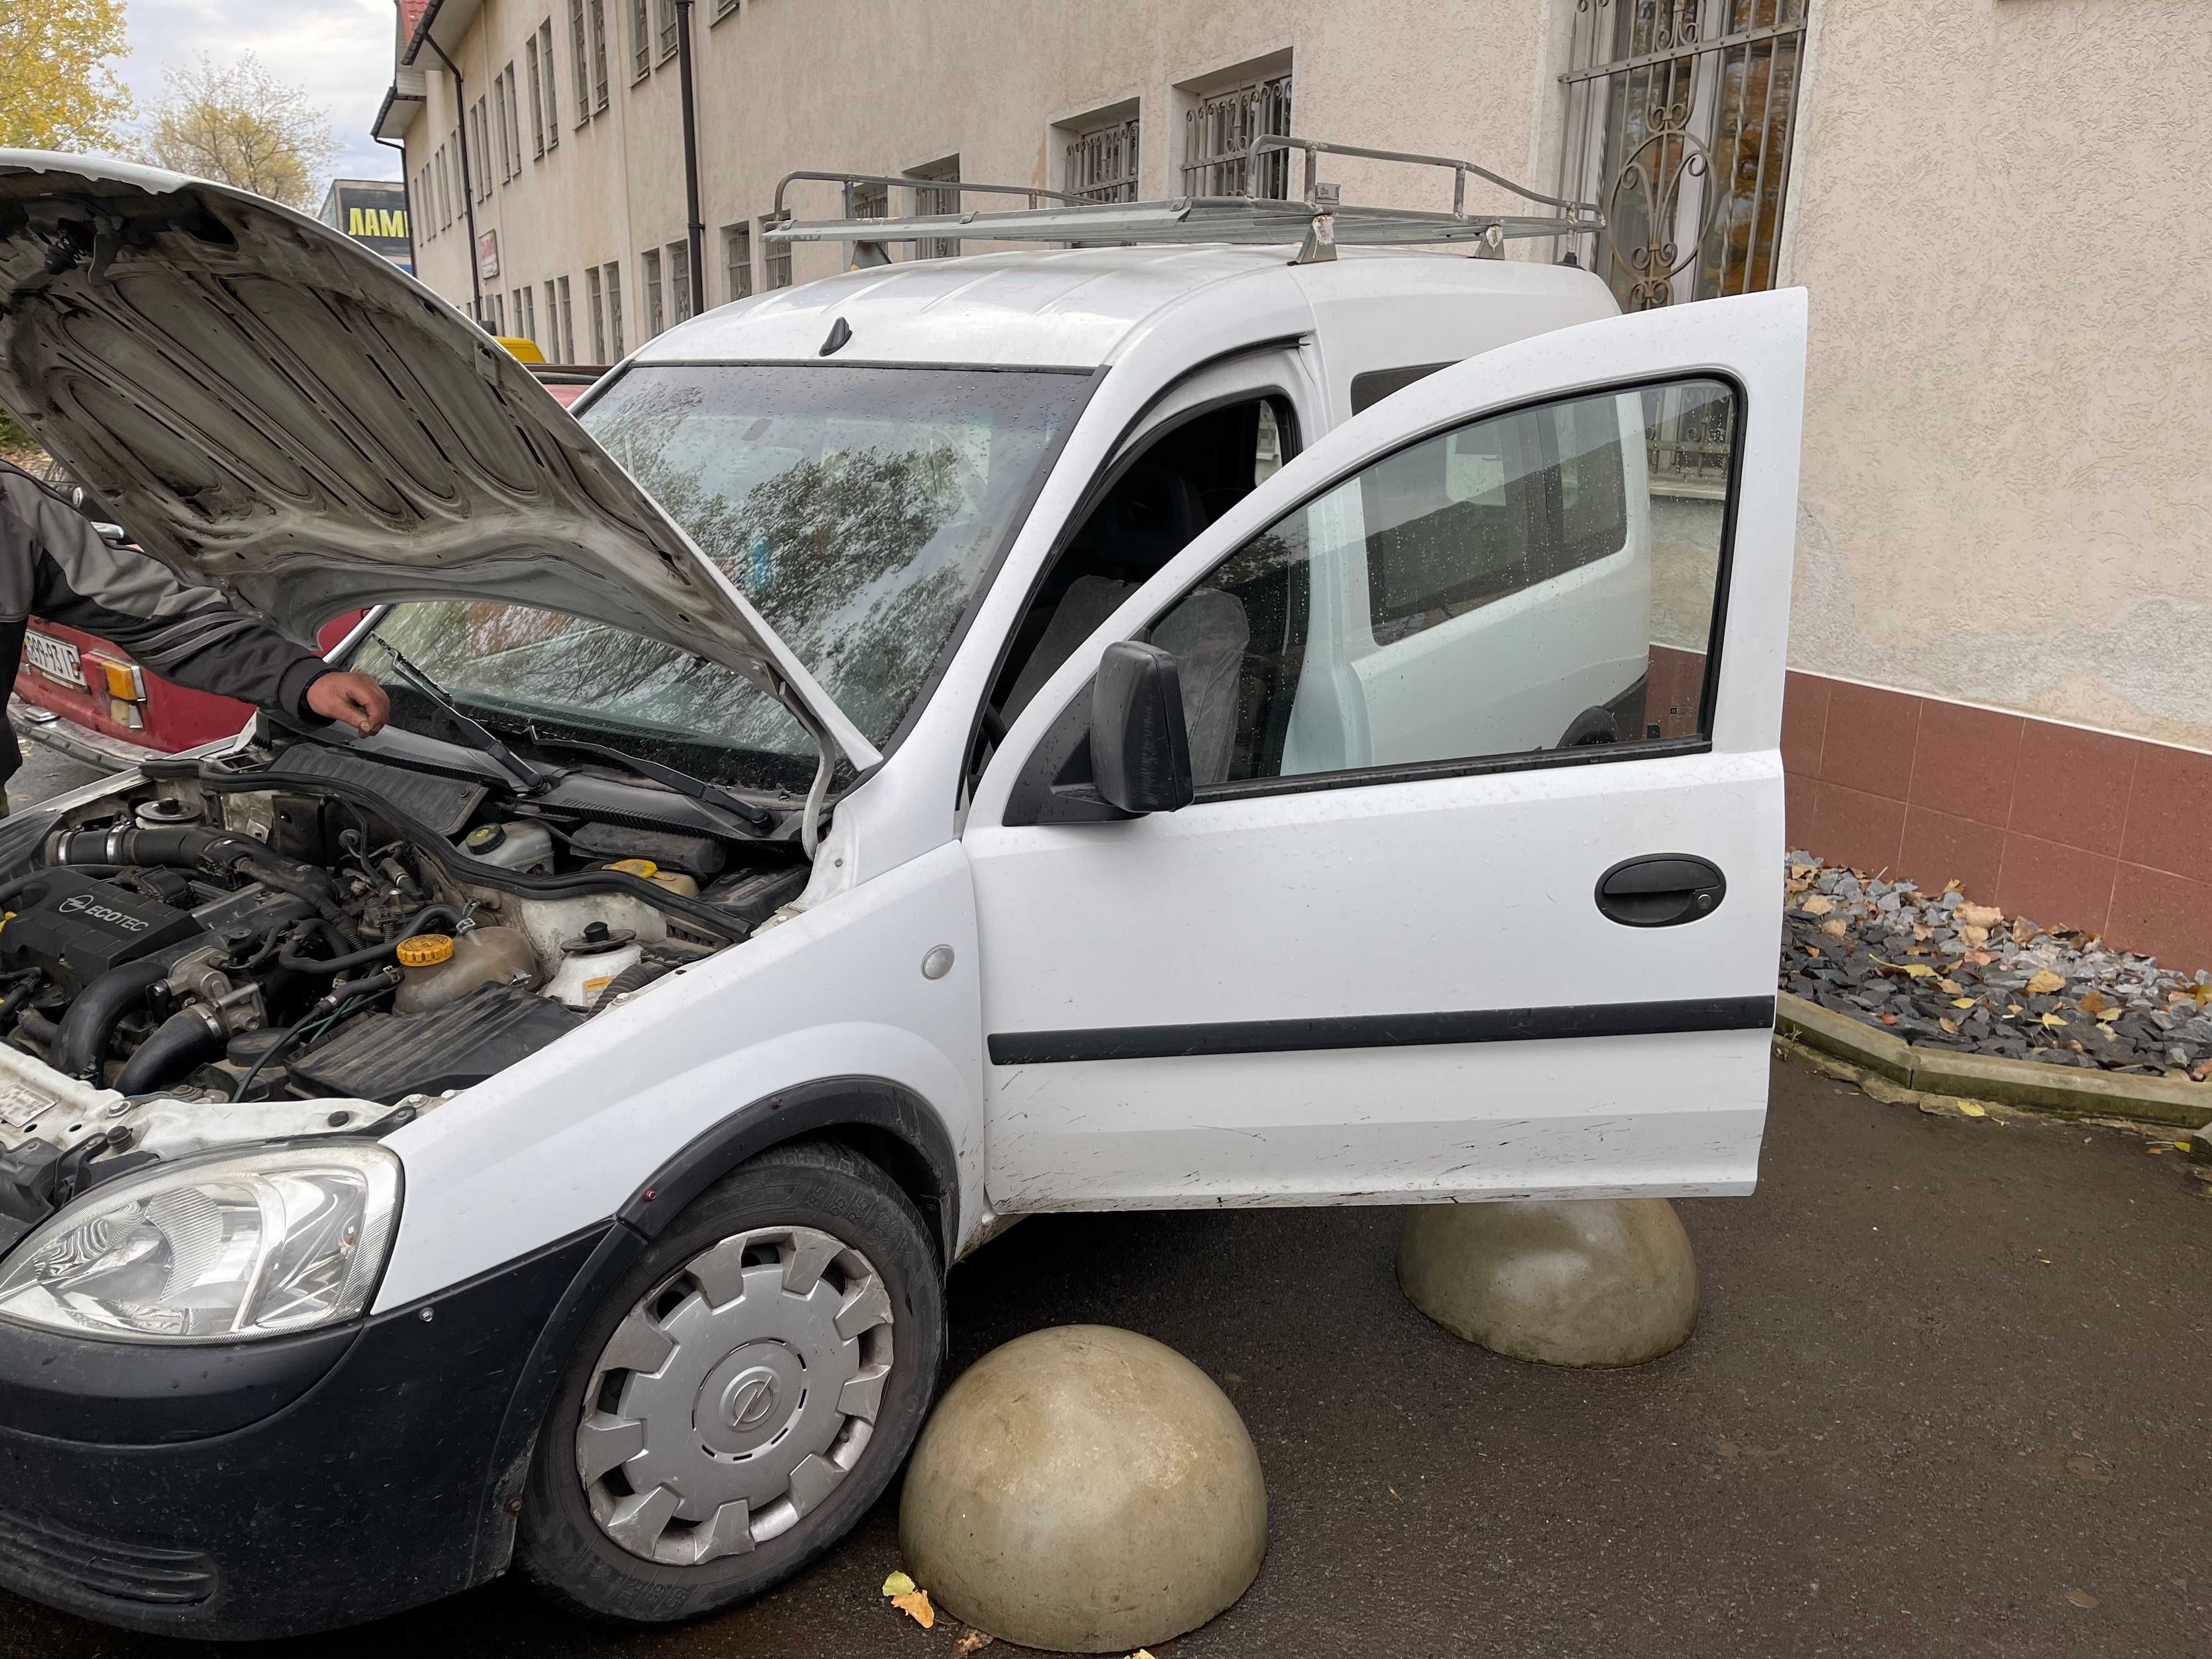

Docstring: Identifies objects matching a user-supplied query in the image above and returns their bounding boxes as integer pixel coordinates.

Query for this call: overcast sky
[120,0,399,188]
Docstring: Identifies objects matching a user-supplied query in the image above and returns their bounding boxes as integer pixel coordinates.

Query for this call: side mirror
[1091,640,1193,815]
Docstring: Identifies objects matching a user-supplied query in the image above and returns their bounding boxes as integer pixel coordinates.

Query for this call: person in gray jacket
[0,460,388,800]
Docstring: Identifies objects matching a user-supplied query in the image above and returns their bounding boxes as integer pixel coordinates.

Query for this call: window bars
[1066,117,1140,204]
[1557,0,1808,313]
[1182,73,1293,199]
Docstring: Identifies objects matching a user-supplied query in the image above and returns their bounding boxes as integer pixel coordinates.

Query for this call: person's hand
[306,671,391,736]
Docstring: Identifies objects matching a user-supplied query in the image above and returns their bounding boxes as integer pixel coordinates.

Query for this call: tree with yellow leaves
[0,0,133,155]
[142,52,338,211]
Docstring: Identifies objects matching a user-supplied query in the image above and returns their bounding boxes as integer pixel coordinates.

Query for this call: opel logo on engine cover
[55,894,89,914]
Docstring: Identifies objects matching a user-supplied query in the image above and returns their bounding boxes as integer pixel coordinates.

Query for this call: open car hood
[0,153,876,767]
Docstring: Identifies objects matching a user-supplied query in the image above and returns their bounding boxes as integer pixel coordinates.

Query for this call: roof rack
[767,136,1603,267]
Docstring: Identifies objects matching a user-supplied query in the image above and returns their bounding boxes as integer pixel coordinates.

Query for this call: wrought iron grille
[1561,0,1804,483]
[1182,73,1293,198]
[1065,117,1141,204]
[1559,0,1807,312]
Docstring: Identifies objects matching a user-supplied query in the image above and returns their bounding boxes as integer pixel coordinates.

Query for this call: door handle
[1594,854,1728,928]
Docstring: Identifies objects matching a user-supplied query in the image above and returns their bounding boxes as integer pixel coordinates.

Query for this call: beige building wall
[392,0,2212,755]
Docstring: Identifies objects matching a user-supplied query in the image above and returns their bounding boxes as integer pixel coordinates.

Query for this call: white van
[0,151,1798,1637]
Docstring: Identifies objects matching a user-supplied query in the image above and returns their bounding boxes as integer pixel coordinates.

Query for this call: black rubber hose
[16,1008,58,1047]
[114,1009,225,1096]
[0,980,37,1029]
[276,905,461,975]
[49,958,173,1081]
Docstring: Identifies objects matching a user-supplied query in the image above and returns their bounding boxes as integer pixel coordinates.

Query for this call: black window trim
[1001,367,1750,823]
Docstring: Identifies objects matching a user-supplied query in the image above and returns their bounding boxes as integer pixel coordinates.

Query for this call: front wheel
[517,1139,945,1623]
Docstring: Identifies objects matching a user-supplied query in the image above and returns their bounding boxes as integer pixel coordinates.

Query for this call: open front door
[964,289,1804,1213]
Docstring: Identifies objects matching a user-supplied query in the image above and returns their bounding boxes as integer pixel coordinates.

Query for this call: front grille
[0,1505,216,1606]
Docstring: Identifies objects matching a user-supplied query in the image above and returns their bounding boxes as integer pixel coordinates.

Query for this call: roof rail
[766,134,1602,266]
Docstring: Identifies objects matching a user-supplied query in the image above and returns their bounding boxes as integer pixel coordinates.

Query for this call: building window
[642,247,663,336]
[586,266,605,359]
[667,240,692,322]
[487,291,505,334]
[1064,110,1139,203]
[656,0,678,60]
[909,156,960,259]
[1558,0,1808,318]
[543,279,558,352]
[713,0,737,20]
[722,222,752,301]
[605,261,624,354]
[494,71,512,180]
[761,215,791,289]
[504,64,523,179]
[471,103,491,199]
[557,274,574,360]
[570,0,591,123]
[1182,66,1293,198]
[527,38,545,159]
[539,21,560,146]
[630,0,650,78]
[589,0,611,109]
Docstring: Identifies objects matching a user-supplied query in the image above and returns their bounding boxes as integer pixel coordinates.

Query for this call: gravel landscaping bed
[1779,854,2212,1079]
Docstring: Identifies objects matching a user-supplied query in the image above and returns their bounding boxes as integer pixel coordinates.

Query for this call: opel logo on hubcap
[723,1370,779,1430]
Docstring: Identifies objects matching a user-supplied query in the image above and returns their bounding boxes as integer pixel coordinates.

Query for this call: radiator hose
[113,1008,227,1096]
[49,958,174,1082]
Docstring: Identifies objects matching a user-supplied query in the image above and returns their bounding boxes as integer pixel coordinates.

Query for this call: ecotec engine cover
[0,875,200,994]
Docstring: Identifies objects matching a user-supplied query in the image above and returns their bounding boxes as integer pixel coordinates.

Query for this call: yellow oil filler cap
[606,859,658,878]
[396,933,455,967]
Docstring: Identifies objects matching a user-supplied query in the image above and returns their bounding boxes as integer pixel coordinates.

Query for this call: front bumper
[0,1227,610,1639]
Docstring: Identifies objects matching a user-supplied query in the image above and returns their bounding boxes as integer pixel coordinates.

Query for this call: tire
[517,1138,945,1624]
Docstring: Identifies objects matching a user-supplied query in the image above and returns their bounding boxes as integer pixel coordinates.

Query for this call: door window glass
[1144,377,1736,788]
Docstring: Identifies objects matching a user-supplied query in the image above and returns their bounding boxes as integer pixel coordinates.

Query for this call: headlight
[0,1143,400,1342]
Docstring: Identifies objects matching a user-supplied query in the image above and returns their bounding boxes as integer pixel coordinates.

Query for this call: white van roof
[639,245,1605,372]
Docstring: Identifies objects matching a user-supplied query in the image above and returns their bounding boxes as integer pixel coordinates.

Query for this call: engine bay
[0,733,810,1238]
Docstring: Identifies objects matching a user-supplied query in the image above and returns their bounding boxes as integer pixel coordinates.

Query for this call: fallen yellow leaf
[891,1589,936,1629]
[1957,1101,1987,1118]
[1957,902,2002,928]
[1960,924,1989,947]
[1937,978,1963,994]
[2025,969,2066,995]
[1939,1017,1959,1034]
[2076,989,2108,1016]
[1952,997,1977,1009]
[882,1571,916,1597]
[2039,1013,2069,1028]
[2177,1142,2195,1152]
[1801,894,1833,916]
[1820,918,1849,939]
[1876,958,1935,979]
[951,1629,995,1656]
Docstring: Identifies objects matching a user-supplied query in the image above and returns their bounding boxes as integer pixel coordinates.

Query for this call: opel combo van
[0,152,1798,1636]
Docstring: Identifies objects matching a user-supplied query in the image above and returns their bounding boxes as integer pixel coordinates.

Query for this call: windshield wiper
[373,638,556,795]
[529,734,777,833]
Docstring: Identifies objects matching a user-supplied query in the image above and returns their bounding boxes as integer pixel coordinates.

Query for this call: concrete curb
[1775,992,2212,1130]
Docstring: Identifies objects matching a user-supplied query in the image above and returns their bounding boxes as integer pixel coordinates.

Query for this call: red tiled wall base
[1781,670,2212,973]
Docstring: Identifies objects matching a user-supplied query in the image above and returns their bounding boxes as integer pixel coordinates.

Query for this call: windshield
[350,364,1086,790]
[584,362,1087,747]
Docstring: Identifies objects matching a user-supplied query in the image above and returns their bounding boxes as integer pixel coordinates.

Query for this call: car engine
[0,744,809,1146]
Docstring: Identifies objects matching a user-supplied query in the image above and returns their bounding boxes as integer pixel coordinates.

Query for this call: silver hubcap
[575,1224,895,1565]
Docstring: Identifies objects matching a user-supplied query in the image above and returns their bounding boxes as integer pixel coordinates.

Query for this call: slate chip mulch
[1778,853,2212,1078]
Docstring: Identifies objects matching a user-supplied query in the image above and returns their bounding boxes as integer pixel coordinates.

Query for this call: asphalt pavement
[1,1045,2205,1656]
[5,738,114,811]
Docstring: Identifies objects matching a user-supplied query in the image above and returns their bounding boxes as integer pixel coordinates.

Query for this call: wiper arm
[530,735,777,833]
[374,638,556,795]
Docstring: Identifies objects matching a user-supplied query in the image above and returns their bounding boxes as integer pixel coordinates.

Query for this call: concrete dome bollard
[1397,1198,1698,1367]
[898,1324,1267,1653]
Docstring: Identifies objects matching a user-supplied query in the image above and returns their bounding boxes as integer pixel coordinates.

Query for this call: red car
[11,363,603,764]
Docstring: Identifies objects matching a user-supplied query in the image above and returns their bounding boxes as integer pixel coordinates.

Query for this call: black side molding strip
[988,995,1776,1066]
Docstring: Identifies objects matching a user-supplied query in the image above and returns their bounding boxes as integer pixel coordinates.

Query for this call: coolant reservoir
[548,922,643,1011]
[459,820,555,872]
[604,857,700,898]
[394,925,540,1014]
